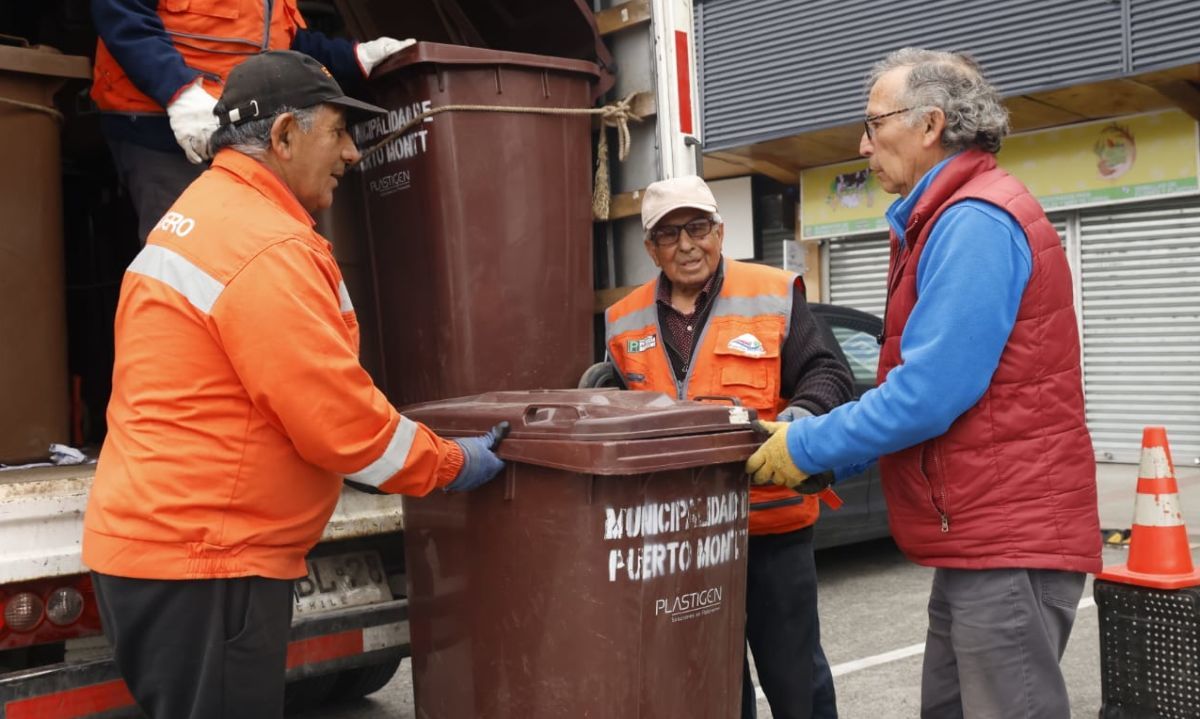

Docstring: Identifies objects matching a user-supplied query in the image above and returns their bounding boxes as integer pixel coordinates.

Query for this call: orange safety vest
[82,149,463,582]
[92,0,308,114]
[606,258,820,535]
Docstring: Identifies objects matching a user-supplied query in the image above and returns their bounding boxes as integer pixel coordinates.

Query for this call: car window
[830,325,880,385]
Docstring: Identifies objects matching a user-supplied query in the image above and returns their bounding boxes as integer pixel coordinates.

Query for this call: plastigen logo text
[655,586,724,623]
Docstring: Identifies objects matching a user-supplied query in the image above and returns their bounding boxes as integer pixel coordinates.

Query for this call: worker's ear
[644,237,661,267]
[921,107,947,150]
[270,112,297,160]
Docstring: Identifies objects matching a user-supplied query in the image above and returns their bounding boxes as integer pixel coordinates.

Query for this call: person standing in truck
[745,48,1101,718]
[604,175,854,719]
[91,0,414,241]
[83,51,506,719]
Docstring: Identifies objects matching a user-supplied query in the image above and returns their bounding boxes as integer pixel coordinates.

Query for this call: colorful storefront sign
[800,109,1200,239]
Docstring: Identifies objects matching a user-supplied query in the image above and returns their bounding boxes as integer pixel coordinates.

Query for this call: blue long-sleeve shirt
[787,154,1033,474]
[93,0,362,151]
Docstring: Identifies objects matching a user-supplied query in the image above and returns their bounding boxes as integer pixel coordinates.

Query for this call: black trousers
[93,572,293,719]
[103,136,205,242]
[741,525,836,719]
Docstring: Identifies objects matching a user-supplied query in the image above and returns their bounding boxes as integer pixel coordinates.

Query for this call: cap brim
[326,94,388,120]
[643,201,718,231]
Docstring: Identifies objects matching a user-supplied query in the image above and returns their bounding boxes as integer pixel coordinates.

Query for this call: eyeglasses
[648,217,719,247]
[863,108,911,140]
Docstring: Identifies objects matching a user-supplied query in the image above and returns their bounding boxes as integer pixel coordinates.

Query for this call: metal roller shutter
[826,217,1067,323]
[696,0,1125,151]
[1079,198,1200,465]
[827,233,889,318]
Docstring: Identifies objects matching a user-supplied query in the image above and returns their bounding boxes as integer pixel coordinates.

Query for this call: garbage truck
[0,0,705,715]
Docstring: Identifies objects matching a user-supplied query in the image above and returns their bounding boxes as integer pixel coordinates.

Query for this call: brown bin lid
[0,43,90,80]
[372,41,599,82]
[403,389,760,475]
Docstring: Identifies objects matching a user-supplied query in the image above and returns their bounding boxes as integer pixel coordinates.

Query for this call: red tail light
[0,575,103,651]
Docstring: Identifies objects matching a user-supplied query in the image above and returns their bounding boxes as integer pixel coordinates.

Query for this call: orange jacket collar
[211,149,317,228]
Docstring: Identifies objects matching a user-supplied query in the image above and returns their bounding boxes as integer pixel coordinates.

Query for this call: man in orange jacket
[92,0,414,240]
[604,176,853,719]
[82,51,504,719]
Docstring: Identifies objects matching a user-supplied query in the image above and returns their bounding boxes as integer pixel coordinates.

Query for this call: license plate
[293,551,391,616]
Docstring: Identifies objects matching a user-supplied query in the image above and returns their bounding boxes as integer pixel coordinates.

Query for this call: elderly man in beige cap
[603,175,853,718]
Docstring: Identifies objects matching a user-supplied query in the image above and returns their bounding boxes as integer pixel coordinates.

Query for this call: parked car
[807,303,890,550]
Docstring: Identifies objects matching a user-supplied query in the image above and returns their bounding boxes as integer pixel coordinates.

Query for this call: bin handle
[692,395,744,407]
[521,403,585,425]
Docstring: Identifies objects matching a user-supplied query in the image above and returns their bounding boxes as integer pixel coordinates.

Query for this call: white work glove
[356,37,416,76]
[166,78,219,164]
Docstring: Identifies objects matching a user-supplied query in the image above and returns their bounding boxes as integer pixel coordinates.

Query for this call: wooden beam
[594,286,638,314]
[596,0,651,37]
[1005,95,1088,133]
[605,189,644,221]
[701,154,753,181]
[704,151,797,185]
[704,68,1200,173]
[628,91,657,119]
[1135,78,1200,122]
[592,91,656,129]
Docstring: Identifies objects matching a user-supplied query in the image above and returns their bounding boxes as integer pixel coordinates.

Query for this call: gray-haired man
[86,51,505,719]
[747,48,1101,717]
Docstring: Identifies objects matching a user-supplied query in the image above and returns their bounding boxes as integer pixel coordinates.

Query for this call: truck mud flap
[0,599,409,718]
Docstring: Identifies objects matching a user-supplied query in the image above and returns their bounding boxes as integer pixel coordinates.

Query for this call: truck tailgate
[0,466,406,584]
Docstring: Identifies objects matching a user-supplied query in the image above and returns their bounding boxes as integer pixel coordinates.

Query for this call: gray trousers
[921,567,1085,719]
[105,137,207,242]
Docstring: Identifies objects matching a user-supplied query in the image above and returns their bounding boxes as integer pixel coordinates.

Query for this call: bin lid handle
[521,404,586,426]
[692,395,744,407]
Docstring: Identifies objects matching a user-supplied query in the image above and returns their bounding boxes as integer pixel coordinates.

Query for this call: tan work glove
[745,420,810,488]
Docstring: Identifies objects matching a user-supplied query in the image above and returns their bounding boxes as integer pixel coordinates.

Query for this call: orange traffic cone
[1096,426,1200,589]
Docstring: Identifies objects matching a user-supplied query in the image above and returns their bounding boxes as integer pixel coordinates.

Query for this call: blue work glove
[775,406,813,422]
[444,422,509,492]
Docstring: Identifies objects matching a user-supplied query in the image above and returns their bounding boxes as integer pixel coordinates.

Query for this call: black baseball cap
[214,50,386,127]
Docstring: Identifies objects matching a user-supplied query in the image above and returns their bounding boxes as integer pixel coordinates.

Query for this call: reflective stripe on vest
[345,416,420,488]
[606,259,820,535]
[337,281,354,313]
[128,245,225,314]
[606,294,791,342]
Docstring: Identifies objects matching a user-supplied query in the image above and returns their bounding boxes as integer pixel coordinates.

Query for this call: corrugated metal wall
[1079,198,1200,465]
[1130,0,1200,72]
[824,216,1066,319]
[696,0,1160,151]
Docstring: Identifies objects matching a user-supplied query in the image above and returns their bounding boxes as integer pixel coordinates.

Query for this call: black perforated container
[1096,579,1200,718]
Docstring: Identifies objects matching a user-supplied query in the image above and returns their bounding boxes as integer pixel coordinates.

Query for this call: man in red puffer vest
[745,49,1101,718]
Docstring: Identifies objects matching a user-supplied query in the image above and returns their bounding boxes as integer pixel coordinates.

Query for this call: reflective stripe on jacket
[606,258,820,535]
[82,149,463,581]
[92,0,307,114]
[877,149,1101,572]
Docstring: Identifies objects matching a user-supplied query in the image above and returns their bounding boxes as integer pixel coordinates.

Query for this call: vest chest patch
[627,334,658,353]
[727,333,766,358]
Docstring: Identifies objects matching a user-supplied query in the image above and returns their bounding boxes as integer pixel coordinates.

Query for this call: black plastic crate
[1096,579,1200,718]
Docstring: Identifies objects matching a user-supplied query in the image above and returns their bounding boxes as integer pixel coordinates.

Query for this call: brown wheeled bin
[354,42,598,405]
[402,389,757,718]
[0,43,90,462]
